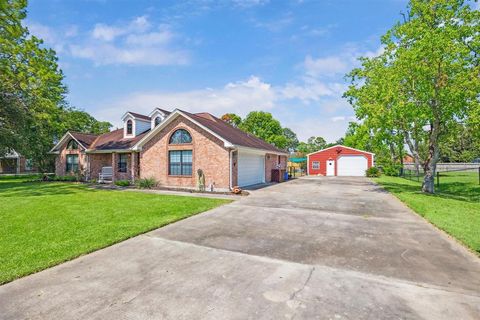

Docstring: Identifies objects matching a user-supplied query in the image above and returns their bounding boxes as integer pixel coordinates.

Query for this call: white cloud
[92,15,151,42]
[94,76,276,126]
[232,0,270,8]
[331,116,345,122]
[76,17,188,66]
[304,55,348,78]
[27,15,189,67]
[125,30,173,46]
[285,117,352,143]
[92,24,124,41]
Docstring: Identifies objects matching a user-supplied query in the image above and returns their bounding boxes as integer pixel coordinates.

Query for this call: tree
[221,113,242,127]
[61,108,112,135]
[296,136,327,154]
[0,1,109,171]
[282,127,299,152]
[439,123,480,162]
[344,0,480,193]
[239,111,288,149]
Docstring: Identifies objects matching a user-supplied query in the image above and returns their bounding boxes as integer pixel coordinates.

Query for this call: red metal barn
[307,145,374,176]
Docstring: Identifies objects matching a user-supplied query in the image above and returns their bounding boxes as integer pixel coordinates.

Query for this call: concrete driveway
[1,177,479,319]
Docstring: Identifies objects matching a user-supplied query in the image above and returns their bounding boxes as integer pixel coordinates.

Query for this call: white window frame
[312,161,320,169]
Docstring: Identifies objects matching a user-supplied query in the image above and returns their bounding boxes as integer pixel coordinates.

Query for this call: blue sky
[26,0,409,142]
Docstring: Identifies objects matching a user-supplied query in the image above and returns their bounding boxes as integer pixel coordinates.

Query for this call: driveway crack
[290,266,315,301]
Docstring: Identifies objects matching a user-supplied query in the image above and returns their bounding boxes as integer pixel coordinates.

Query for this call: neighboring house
[403,154,415,164]
[0,149,36,174]
[307,145,374,177]
[50,108,288,191]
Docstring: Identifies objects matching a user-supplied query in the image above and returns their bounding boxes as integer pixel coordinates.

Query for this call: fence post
[436,171,440,189]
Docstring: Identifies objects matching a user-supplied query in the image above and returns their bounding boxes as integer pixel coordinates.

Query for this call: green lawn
[0,177,230,284]
[374,171,480,254]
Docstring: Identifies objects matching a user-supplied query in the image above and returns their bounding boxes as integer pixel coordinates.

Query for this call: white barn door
[337,156,368,176]
[238,152,265,187]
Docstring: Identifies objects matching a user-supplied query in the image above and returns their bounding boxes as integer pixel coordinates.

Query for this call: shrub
[382,165,401,177]
[366,167,381,177]
[137,177,157,189]
[115,180,130,187]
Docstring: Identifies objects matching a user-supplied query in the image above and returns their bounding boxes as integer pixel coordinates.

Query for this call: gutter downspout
[229,149,235,190]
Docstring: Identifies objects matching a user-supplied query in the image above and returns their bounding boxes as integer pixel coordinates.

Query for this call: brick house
[50,108,288,191]
[0,149,37,174]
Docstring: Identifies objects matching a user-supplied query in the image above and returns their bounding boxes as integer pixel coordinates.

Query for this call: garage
[337,155,368,176]
[237,152,265,187]
[307,145,374,176]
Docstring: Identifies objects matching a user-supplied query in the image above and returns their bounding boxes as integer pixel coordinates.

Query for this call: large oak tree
[345,0,480,193]
[0,0,111,171]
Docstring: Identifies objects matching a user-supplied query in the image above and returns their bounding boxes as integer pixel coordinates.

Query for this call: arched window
[67,139,78,150]
[154,116,161,127]
[126,120,133,135]
[169,129,192,144]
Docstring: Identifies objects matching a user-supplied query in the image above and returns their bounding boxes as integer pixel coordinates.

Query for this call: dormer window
[154,116,161,127]
[126,120,133,135]
[67,139,78,150]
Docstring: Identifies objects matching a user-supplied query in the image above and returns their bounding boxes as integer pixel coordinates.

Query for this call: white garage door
[238,152,265,187]
[337,156,368,176]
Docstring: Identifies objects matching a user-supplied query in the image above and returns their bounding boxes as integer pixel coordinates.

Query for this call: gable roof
[182,111,287,154]
[122,111,151,122]
[134,109,288,154]
[306,144,375,156]
[149,108,171,117]
[52,109,288,155]
[49,131,98,153]
[88,128,150,152]
[70,132,98,148]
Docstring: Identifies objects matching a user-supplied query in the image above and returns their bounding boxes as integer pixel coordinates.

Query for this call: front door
[326,159,335,176]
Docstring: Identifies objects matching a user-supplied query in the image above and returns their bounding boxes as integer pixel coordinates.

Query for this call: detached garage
[307,145,374,177]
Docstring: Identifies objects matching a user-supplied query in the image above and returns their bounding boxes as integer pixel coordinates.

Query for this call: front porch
[87,152,139,183]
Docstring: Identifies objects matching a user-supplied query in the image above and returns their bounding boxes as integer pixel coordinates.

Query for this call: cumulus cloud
[71,17,188,66]
[27,16,189,67]
[94,76,277,126]
[304,55,348,78]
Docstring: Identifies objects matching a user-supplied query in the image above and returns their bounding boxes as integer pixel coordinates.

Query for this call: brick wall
[88,153,111,180]
[265,153,287,182]
[140,115,231,190]
[231,151,238,187]
[55,143,87,177]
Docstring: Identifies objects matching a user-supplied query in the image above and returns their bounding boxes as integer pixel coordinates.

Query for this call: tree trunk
[403,130,421,175]
[422,160,436,193]
[422,121,441,194]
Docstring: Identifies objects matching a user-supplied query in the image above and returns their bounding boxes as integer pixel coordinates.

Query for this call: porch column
[16,157,20,174]
[111,152,117,183]
[130,152,136,183]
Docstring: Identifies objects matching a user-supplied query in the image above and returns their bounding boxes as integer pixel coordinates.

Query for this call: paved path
[1,177,479,319]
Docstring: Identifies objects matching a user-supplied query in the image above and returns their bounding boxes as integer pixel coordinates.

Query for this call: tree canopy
[221,111,298,150]
[344,0,480,193]
[0,0,111,170]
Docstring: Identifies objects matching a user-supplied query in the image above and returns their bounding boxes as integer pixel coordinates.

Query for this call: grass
[374,171,480,254]
[0,177,230,284]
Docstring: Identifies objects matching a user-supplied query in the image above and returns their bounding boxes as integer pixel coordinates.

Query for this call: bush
[366,167,381,177]
[382,165,401,177]
[114,180,130,187]
[137,177,157,189]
